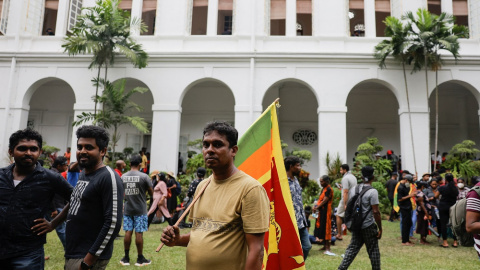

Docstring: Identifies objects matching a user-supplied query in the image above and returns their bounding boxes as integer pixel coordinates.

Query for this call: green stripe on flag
[235,109,272,166]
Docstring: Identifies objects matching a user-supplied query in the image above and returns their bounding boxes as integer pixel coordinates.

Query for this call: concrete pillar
[235,0,251,36]
[207,0,219,36]
[399,108,430,175]
[130,0,144,36]
[364,0,376,37]
[441,0,453,14]
[318,106,347,175]
[55,0,70,37]
[156,0,188,35]
[286,0,297,36]
[315,0,347,36]
[403,0,427,13]
[150,104,181,174]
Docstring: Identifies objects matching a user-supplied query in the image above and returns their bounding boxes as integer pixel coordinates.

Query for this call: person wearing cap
[421,173,430,184]
[397,174,415,246]
[338,166,382,270]
[384,150,399,174]
[385,172,399,222]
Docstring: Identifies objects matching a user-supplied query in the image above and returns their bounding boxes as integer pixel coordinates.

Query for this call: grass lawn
[44,220,479,269]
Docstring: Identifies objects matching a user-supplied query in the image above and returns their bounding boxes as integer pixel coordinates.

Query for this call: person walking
[314,175,334,255]
[63,125,124,270]
[338,166,382,270]
[285,156,312,259]
[120,155,154,266]
[0,129,73,269]
[147,172,172,227]
[336,164,357,240]
[161,121,270,270]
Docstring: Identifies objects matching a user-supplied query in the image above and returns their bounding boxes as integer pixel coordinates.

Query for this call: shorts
[336,200,345,217]
[123,215,148,232]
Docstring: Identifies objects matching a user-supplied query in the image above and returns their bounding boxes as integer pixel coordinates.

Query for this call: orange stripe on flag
[238,139,271,180]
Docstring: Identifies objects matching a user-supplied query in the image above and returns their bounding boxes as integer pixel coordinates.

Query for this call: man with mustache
[62,125,124,270]
[0,129,73,269]
[161,121,270,270]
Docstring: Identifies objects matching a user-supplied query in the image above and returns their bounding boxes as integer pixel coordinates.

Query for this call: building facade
[1,0,480,179]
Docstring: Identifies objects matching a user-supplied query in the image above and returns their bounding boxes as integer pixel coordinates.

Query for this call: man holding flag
[161,121,270,270]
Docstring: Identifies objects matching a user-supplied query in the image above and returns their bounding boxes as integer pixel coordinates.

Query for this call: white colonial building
[0,0,479,179]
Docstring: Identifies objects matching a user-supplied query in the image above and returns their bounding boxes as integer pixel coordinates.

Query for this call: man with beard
[63,125,124,270]
[285,156,311,259]
[0,129,72,269]
[161,121,270,270]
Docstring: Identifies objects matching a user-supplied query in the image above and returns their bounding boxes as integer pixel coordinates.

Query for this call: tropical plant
[404,8,467,171]
[353,137,392,184]
[41,142,60,168]
[325,151,343,181]
[302,180,320,206]
[72,79,149,162]
[374,16,417,173]
[62,0,148,116]
[285,148,312,163]
[442,140,480,181]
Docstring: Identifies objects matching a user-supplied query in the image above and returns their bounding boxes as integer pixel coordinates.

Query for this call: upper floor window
[375,0,390,37]
[0,0,9,35]
[453,0,468,28]
[42,0,59,36]
[191,0,208,35]
[218,0,233,35]
[25,0,44,35]
[297,0,311,36]
[270,0,286,35]
[349,0,365,36]
[68,0,83,33]
[119,0,133,13]
[141,0,157,35]
[428,0,441,15]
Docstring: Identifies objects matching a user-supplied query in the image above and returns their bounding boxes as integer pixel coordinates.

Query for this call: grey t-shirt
[341,172,358,202]
[122,170,153,216]
[349,183,379,229]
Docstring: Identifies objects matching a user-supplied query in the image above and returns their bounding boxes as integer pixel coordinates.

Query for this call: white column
[403,0,427,13]
[399,108,430,175]
[315,0,347,36]
[130,0,143,36]
[318,106,347,175]
[6,0,26,36]
[150,104,182,175]
[234,0,252,35]
[156,0,188,36]
[441,0,453,13]
[364,0,376,37]
[82,0,97,8]
[207,0,219,36]
[286,0,297,36]
[55,0,70,37]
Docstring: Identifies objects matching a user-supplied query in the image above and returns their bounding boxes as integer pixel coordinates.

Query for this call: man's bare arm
[466,211,480,234]
[244,233,265,270]
[343,189,349,208]
[161,225,190,247]
[372,204,382,239]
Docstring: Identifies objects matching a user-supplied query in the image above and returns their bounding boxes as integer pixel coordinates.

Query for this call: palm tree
[374,16,417,174]
[62,0,148,116]
[404,8,466,171]
[73,79,150,162]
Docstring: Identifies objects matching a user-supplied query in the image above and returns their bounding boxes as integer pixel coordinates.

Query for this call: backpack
[344,185,373,233]
[449,186,480,247]
[173,180,182,196]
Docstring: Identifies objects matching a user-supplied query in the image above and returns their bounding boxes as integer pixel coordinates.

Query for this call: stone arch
[345,78,401,107]
[180,77,236,107]
[22,77,76,108]
[263,78,320,179]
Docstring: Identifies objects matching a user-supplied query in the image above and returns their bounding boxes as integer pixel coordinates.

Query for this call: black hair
[203,121,238,148]
[158,172,166,182]
[76,125,109,150]
[417,181,427,189]
[52,156,67,168]
[444,173,459,197]
[284,156,301,171]
[445,173,454,183]
[130,155,142,166]
[361,166,374,182]
[340,164,349,171]
[320,175,331,184]
[196,167,206,177]
[9,129,43,151]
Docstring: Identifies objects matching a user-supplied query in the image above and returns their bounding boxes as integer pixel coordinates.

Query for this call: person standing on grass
[397,174,415,246]
[415,182,432,245]
[313,175,333,255]
[435,173,459,248]
[285,156,312,259]
[120,155,154,266]
[63,125,124,270]
[336,164,357,240]
[161,121,270,270]
[466,180,480,259]
[338,166,382,270]
[385,172,399,222]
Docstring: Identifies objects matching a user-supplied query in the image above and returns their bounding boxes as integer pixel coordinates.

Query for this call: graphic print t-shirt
[122,170,152,216]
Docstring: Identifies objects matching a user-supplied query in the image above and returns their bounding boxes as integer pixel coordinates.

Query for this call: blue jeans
[410,210,417,237]
[0,246,45,270]
[299,227,312,260]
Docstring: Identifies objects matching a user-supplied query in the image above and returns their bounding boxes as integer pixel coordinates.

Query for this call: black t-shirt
[397,183,412,210]
[438,182,459,210]
[65,166,124,260]
[385,179,398,200]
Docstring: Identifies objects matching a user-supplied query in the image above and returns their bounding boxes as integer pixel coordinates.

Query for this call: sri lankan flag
[234,101,305,270]
[393,182,417,213]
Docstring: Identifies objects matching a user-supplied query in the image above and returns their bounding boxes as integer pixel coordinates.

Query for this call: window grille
[24,0,44,35]
[68,0,82,32]
[0,0,10,34]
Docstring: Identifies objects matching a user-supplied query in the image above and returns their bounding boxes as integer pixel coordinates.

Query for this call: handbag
[167,188,172,198]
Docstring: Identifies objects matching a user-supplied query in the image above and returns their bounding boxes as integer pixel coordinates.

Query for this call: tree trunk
[112,124,118,165]
[424,51,434,172]
[403,61,417,174]
[434,70,439,172]
[94,67,101,124]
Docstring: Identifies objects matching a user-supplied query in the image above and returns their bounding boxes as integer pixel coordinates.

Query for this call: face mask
[405,183,410,188]
[458,183,464,189]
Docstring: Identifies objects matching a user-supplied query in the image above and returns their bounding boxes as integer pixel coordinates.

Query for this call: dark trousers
[439,207,456,241]
[338,224,380,270]
[400,208,412,243]
[388,198,398,220]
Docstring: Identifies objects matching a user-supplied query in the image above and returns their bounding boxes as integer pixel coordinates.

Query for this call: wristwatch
[80,261,93,270]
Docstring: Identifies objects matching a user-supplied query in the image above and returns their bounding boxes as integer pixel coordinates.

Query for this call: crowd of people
[1,123,479,270]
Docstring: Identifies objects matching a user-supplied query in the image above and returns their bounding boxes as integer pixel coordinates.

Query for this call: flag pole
[155,178,211,252]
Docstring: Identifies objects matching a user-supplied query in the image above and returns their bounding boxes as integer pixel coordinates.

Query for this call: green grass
[44,221,479,269]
